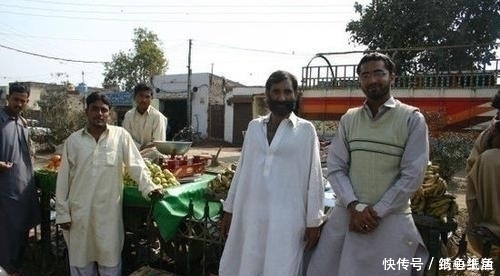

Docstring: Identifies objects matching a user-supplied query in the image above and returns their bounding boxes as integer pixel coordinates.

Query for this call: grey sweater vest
[344,100,417,213]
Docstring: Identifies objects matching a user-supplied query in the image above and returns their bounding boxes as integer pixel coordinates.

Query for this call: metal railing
[301,59,500,90]
[160,199,224,276]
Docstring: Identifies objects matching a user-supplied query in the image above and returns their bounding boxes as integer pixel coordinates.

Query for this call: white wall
[152,73,210,137]
[28,86,44,110]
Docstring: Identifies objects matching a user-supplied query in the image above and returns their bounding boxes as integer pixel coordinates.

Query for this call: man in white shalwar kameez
[55,92,163,276]
[307,53,429,276]
[219,70,325,276]
[122,83,167,150]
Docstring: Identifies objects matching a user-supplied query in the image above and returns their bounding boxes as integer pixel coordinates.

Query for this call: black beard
[268,99,296,116]
[365,84,390,101]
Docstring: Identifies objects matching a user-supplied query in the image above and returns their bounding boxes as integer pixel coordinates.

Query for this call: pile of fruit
[45,154,61,172]
[124,159,180,188]
[206,164,236,199]
[411,162,459,223]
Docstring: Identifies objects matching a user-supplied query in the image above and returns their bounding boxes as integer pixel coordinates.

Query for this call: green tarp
[36,170,220,241]
[124,174,220,240]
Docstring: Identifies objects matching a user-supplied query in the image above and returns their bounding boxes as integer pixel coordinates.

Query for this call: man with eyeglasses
[307,53,429,276]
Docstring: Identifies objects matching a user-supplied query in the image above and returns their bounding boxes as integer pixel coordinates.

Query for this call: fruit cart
[34,143,225,275]
[35,169,222,274]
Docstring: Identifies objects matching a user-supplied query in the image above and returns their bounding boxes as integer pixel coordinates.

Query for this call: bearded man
[218,70,325,276]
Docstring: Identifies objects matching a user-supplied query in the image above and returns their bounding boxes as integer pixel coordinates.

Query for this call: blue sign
[103,91,133,106]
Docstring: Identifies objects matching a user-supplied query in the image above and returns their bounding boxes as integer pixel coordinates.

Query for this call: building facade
[152,73,242,140]
[224,86,266,145]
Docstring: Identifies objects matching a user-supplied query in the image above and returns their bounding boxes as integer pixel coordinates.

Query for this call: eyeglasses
[359,70,388,80]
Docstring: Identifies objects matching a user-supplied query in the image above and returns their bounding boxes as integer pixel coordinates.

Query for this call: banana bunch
[208,164,237,195]
[421,175,448,197]
[425,163,440,176]
[411,162,459,223]
[424,194,459,222]
[123,160,180,188]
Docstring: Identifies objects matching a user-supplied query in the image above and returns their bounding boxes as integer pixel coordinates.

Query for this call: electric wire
[0,11,351,23]
[0,43,107,63]
[0,3,354,15]
[18,0,357,8]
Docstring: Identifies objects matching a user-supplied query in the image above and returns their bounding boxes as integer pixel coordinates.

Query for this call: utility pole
[187,39,192,127]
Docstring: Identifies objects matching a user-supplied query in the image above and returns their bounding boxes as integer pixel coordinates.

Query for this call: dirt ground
[448,170,468,209]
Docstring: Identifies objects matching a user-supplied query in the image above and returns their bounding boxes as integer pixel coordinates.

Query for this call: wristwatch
[355,203,368,212]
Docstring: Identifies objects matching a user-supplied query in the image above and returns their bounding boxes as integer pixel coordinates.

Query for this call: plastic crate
[161,155,210,179]
[169,162,206,179]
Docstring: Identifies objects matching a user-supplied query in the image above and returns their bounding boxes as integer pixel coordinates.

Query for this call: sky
[0,0,372,89]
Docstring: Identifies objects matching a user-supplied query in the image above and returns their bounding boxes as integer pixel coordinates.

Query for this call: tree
[35,88,86,146]
[103,27,168,90]
[346,0,500,74]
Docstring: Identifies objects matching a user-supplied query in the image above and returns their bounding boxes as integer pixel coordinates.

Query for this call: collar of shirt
[134,105,151,116]
[262,111,299,128]
[0,107,16,121]
[81,125,110,138]
[362,96,397,119]
[0,107,9,122]
[0,107,26,126]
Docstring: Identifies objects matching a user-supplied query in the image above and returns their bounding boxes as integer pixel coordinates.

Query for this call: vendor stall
[34,169,220,274]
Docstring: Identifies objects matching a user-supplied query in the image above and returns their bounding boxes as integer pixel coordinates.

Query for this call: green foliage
[429,132,476,183]
[35,88,87,146]
[346,0,499,74]
[311,120,339,137]
[103,27,168,91]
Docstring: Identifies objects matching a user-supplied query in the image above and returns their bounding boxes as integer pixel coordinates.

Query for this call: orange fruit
[50,154,61,162]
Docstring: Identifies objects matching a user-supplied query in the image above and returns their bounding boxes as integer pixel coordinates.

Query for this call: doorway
[162,99,187,140]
